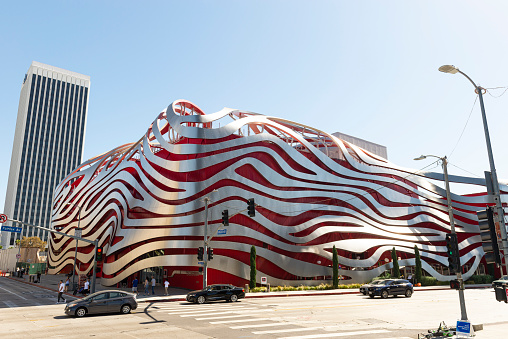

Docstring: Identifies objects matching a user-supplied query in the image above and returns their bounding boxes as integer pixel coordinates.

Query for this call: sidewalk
[4,272,493,303]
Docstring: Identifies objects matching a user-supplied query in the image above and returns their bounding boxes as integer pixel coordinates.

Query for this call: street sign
[217,229,227,235]
[198,261,204,266]
[1,226,22,233]
[0,214,7,223]
[16,254,21,259]
[261,276,267,284]
[74,229,82,238]
[456,320,472,337]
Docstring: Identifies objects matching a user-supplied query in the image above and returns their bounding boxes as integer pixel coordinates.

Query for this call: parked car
[367,279,413,298]
[492,275,508,288]
[186,284,245,304]
[359,279,384,295]
[65,290,137,317]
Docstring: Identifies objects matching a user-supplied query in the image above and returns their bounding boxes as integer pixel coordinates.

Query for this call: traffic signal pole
[442,157,468,321]
[203,197,209,289]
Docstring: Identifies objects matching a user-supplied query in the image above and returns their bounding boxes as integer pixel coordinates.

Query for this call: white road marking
[196,313,263,320]
[253,327,323,334]
[0,285,28,300]
[2,300,18,308]
[277,329,391,339]
[231,322,296,329]
[164,307,250,315]
[180,311,235,317]
[210,317,272,324]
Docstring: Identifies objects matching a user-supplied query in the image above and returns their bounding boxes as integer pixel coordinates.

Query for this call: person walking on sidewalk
[151,276,156,295]
[164,279,169,295]
[57,280,66,304]
[64,277,70,292]
[132,277,139,295]
[144,278,149,295]
[83,279,90,295]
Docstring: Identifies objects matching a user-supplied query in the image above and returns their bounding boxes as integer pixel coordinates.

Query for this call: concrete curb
[4,275,492,304]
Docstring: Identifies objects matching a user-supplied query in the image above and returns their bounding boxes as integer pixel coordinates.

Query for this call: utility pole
[415,155,468,320]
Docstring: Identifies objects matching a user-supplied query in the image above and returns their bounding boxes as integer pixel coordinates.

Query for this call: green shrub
[467,274,494,284]
[248,283,361,292]
[420,276,438,286]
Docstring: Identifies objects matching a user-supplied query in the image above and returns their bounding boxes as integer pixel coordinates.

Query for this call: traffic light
[247,198,255,217]
[208,247,214,260]
[197,247,204,261]
[222,209,229,226]
[96,247,103,261]
[476,206,501,264]
[450,279,461,290]
[445,233,460,274]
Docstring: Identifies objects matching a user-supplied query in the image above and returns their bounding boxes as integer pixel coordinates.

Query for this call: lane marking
[180,311,234,317]
[277,329,391,339]
[0,285,28,300]
[161,306,253,314]
[253,327,322,334]
[2,300,18,308]
[231,322,296,329]
[210,317,272,324]
[196,313,263,320]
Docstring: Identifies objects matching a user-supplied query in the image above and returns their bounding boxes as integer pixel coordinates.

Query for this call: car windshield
[370,280,383,285]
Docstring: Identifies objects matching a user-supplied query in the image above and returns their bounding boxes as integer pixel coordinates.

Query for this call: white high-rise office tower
[1,62,90,248]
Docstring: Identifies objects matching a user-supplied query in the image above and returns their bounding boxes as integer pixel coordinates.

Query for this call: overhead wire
[448,95,478,159]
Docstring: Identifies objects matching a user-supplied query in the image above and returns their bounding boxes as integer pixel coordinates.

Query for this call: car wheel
[405,289,413,298]
[75,307,87,317]
[230,294,238,302]
[121,304,132,314]
[197,295,206,304]
[369,294,374,298]
[381,290,389,299]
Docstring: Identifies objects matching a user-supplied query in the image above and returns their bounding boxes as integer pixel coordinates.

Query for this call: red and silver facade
[48,100,507,289]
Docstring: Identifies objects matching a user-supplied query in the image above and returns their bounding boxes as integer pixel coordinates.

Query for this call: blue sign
[218,229,227,235]
[456,320,471,336]
[1,226,22,233]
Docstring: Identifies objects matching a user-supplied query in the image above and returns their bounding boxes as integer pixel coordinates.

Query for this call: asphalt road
[1,277,507,338]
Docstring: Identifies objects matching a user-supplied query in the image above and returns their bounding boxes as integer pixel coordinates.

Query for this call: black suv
[367,279,413,298]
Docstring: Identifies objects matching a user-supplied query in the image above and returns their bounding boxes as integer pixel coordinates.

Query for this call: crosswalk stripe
[162,306,254,315]
[180,311,234,317]
[210,317,271,324]
[196,313,263,320]
[180,307,266,317]
[277,329,391,339]
[231,322,295,329]
[253,327,322,335]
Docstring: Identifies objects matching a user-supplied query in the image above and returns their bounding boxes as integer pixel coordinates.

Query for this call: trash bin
[494,285,507,303]
[245,284,249,293]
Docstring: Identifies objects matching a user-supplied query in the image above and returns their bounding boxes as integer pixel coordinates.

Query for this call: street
[1,277,508,338]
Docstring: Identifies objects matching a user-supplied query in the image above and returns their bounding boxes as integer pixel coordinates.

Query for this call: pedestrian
[37,272,41,283]
[16,267,20,277]
[57,280,66,304]
[151,276,156,295]
[83,279,90,295]
[144,278,149,295]
[65,277,70,292]
[132,277,139,295]
[164,279,169,295]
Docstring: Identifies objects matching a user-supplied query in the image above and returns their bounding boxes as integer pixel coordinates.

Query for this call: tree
[20,236,46,251]
[391,247,400,278]
[249,246,256,290]
[332,245,339,289]
[414,245,422,284]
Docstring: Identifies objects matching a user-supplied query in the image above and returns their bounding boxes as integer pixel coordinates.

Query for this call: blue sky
[1,1,508,211]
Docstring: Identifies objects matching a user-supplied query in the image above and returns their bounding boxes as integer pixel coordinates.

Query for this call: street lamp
[414,154,468,321]
[66,203,82,291]
[439,65,508,276]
